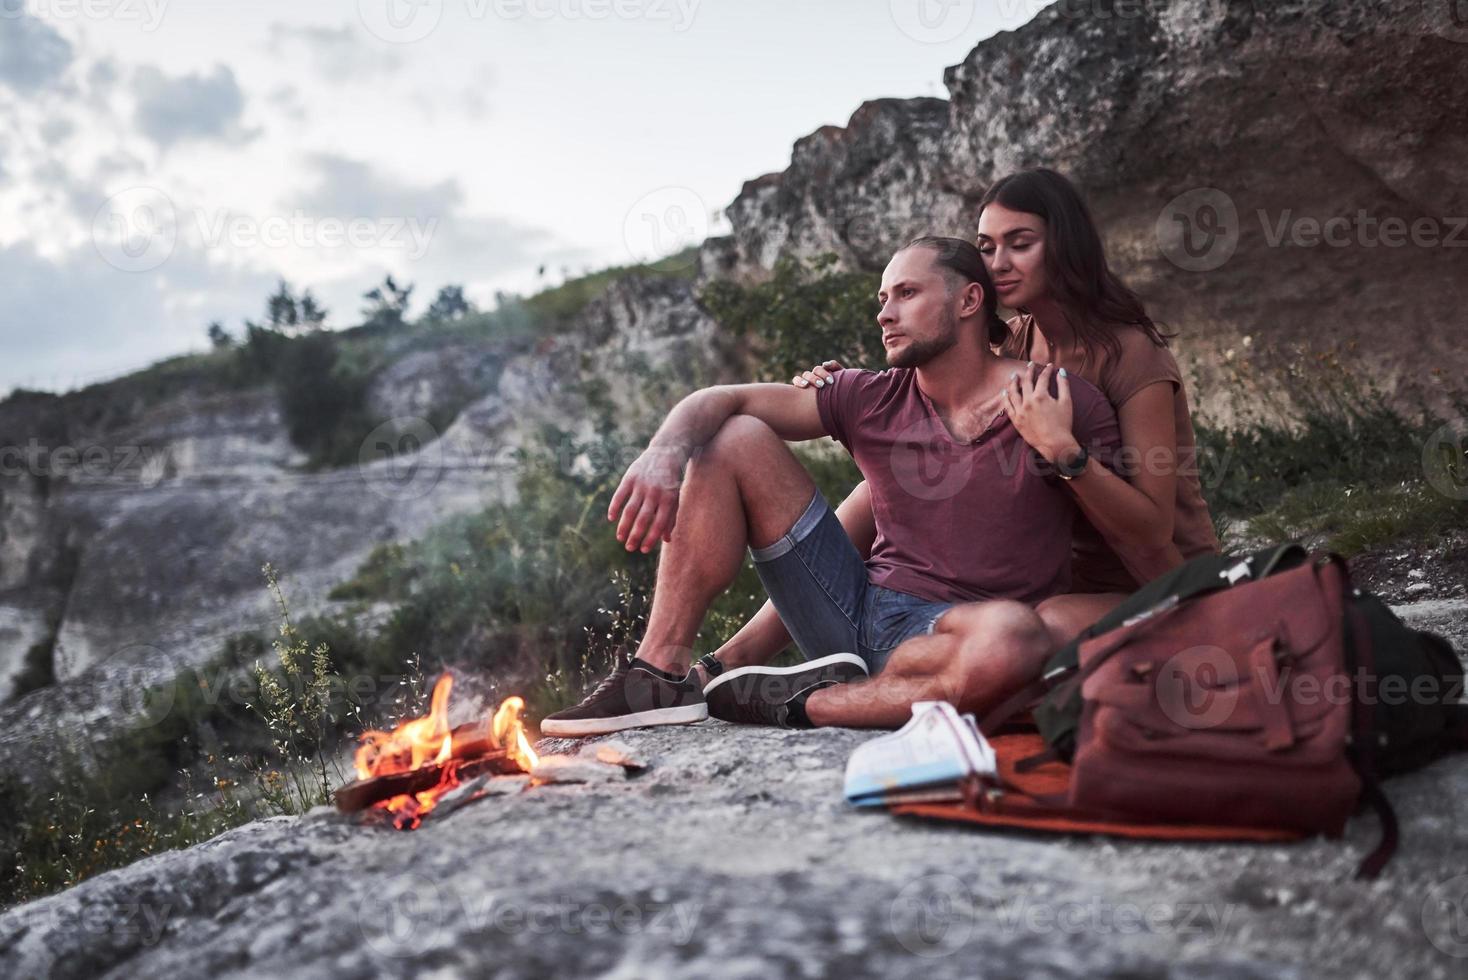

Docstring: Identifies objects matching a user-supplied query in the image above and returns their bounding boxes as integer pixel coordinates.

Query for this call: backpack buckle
[1221,560,1253,585]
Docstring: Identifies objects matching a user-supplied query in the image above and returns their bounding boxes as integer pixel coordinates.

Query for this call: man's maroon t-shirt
[815,368,1122,605]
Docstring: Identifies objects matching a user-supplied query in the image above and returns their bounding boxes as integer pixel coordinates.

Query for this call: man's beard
[887,308,959,369]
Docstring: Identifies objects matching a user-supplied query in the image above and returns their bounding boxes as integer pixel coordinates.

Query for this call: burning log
[333,748,526,814]
[333,675,540,827]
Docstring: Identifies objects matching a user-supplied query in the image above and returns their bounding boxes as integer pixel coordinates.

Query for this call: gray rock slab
[2,721,1466,979]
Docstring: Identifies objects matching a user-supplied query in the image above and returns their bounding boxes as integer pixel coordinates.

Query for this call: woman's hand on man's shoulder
[790,359,844,389]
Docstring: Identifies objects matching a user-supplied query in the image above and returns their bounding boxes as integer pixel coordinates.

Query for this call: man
[541,237,1121,736]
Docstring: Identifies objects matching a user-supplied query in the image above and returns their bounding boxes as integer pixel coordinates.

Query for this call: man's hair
[900,236,1009,347]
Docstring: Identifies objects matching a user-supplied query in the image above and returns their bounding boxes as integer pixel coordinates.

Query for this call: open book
[843,701,999,807]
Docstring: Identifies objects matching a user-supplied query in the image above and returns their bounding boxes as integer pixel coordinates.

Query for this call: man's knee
[1035,593,1124,649]
[934,600,1052,702]
[701,414,779,463]
[1035,595,1077,649]
[935,600,1048,650]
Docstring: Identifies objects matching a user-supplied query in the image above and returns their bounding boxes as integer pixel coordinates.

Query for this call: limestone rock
[713,0,1468,424]
[2,721,1465,978]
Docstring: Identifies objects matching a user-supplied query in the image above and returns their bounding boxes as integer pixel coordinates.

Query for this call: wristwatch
[1055,445,1090,481]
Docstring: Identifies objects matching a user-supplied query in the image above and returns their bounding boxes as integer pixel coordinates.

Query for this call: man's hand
[605,382,826,553]
[608,446,686,553]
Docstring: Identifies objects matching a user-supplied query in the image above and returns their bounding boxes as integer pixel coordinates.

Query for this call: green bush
[276,332,380,469]
[701,253,881,382]
[1192,353,1465,553]
[1195,394,1445,520]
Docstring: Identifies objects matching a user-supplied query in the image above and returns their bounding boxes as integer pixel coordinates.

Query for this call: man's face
[877,247,960,369]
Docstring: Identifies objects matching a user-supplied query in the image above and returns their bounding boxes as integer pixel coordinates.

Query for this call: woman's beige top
[1004,314,1221,594]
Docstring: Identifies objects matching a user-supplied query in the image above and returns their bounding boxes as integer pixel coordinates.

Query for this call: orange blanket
[891,733,1303,843]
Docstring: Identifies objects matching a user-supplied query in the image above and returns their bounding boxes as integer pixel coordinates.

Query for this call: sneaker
[703,653,868,724]
[541,650,708,737]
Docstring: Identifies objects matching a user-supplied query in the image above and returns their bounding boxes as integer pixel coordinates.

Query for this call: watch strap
[1056,445,1089,480]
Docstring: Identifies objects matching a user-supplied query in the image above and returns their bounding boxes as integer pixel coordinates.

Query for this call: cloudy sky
[0,0,1054,393]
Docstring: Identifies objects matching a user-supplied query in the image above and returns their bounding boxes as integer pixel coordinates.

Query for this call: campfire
[333,674,540,829]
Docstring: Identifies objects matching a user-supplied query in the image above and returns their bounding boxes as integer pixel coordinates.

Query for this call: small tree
[266,281,299,331]
[206,321,233,350]
[262,280,328,333]
[361,274,414,331]
[299,292,328,329]
[424,284,473,322]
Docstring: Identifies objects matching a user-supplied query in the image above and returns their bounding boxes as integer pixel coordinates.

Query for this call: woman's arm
[1067,383,1185,582]
[1004,367,1183,583]
[710,480,876,671]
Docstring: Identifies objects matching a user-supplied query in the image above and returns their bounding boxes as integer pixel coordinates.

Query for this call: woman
[709,168,1219,670]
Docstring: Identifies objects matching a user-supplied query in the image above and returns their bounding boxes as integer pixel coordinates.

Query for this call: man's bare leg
[1034,593,1126,650]
[632,415,820,675]
[803,600,1052,728]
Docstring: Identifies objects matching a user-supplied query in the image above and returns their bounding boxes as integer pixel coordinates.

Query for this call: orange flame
[352,675,537,829]
[491,695,540,770]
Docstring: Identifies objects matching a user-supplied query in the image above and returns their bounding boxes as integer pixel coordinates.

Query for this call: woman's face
[977,203,1048,310]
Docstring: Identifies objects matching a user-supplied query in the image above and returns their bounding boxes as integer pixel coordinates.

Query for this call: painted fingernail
[796,378,808,386]
[1059,367,1068,377]
[815,379,824,387]
[1009,371,1018,379]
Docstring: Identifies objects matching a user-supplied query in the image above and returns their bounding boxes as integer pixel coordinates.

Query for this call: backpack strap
[1355,780,1400,880]
[1340,574,1399,880]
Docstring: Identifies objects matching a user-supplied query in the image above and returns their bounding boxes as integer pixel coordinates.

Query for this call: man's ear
[962,282,986,318]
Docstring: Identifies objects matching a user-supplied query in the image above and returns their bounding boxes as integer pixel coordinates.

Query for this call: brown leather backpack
[982,546,1468,877]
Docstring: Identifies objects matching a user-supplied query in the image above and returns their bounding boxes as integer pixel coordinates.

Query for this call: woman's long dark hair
[978,168,1172,364]
[903,235,1009,348]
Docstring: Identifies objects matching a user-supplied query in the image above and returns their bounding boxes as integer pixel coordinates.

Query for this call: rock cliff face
[0,275,721,763]
[715,0,1468,421]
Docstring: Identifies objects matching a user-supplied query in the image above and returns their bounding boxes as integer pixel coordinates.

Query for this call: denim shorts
[749,491,957,676]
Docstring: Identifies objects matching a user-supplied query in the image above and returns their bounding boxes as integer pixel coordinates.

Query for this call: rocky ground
[1,600,1464,980]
